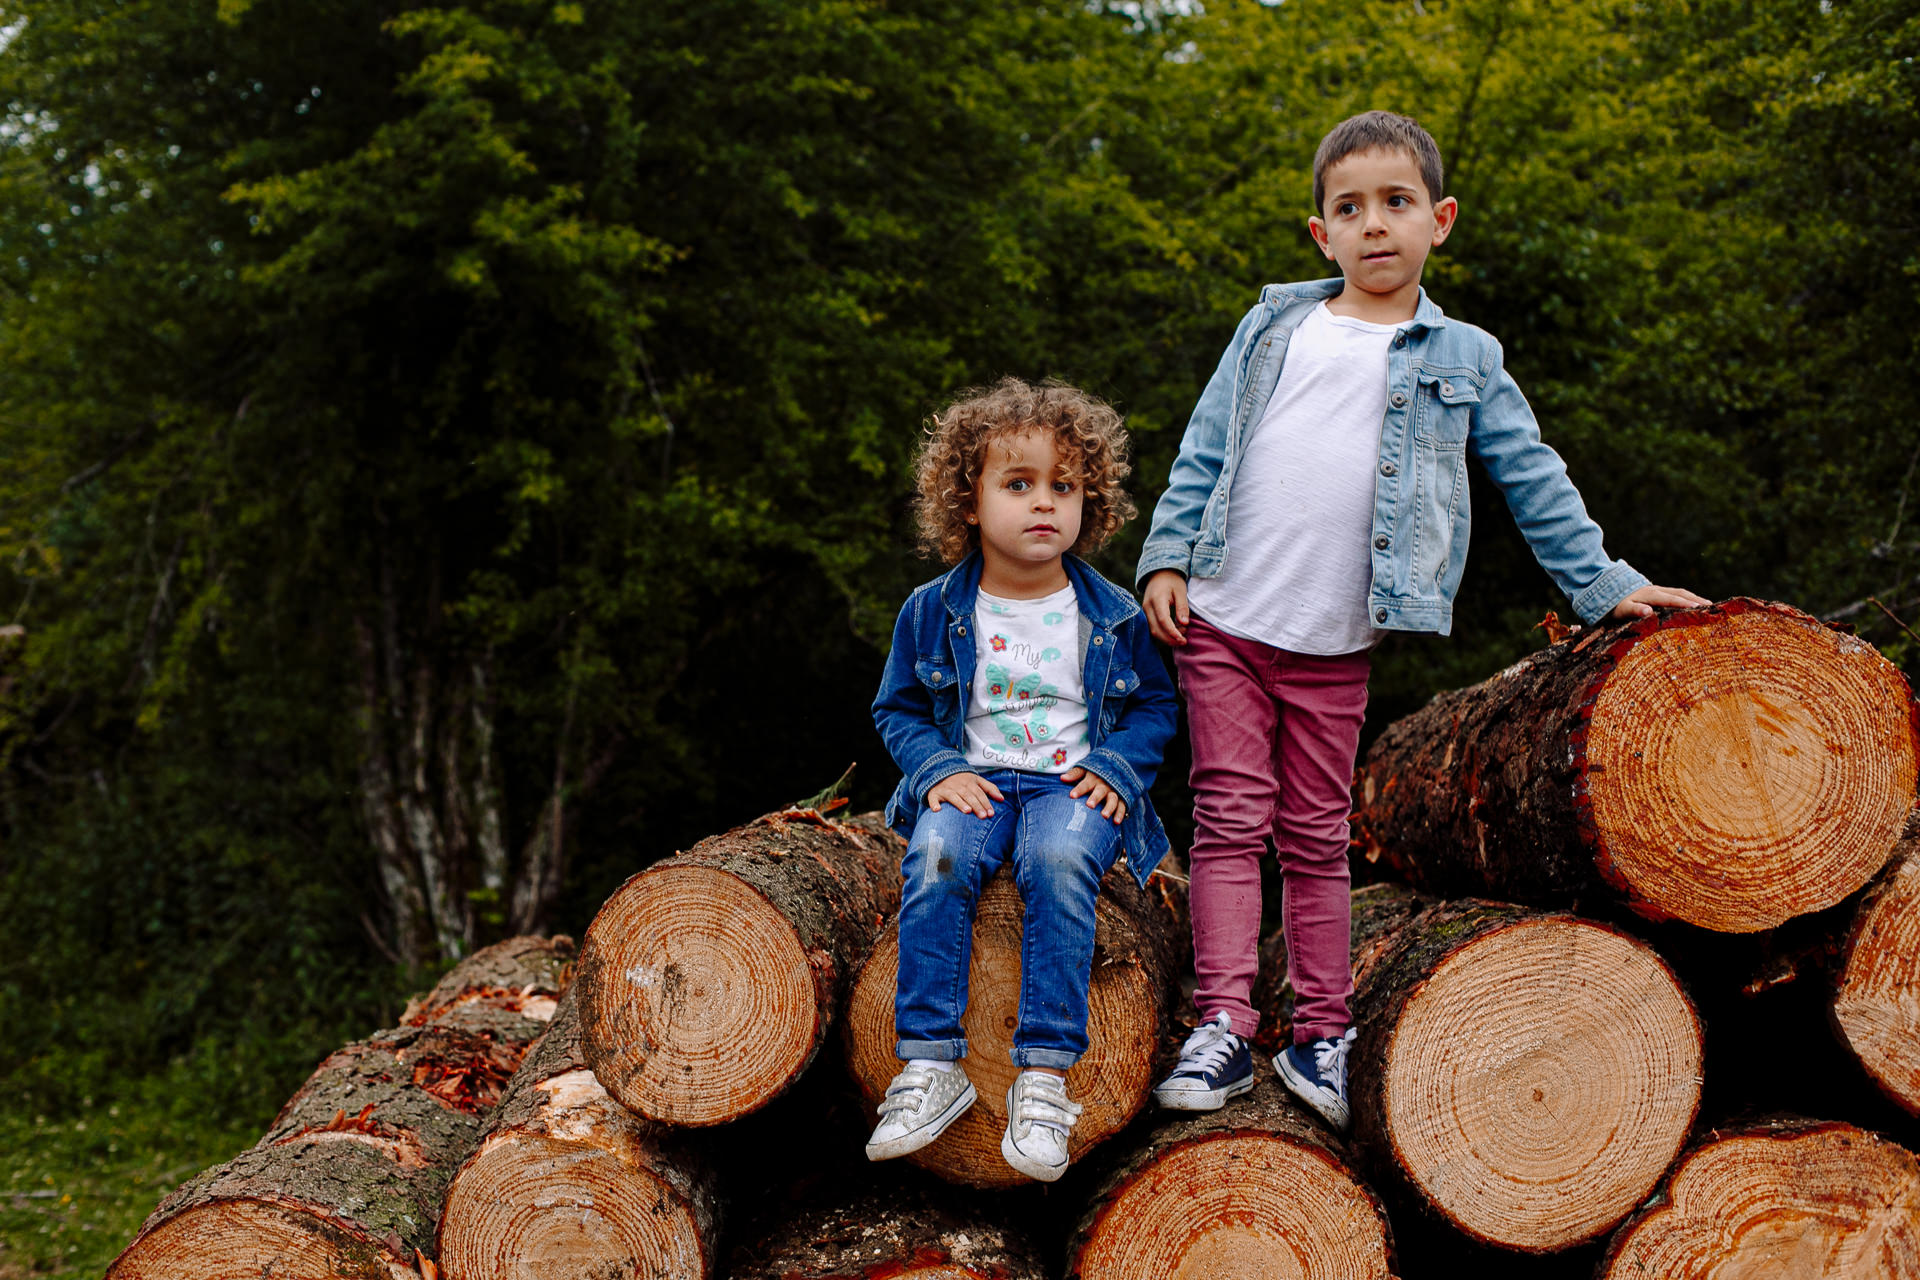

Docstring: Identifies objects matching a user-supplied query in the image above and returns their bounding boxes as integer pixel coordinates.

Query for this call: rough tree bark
[1833,832,1920,1116]
[842,860,1190,1190]
[106,936,570,1280]
[730,1187,1048,1280]
[1337,900,1702,1253]
[1066,1076,1394,1280]
[1599,1118,1920,1278]
[574,809,903,1126]
[1353,599,1919,933]
[438,988,721,1279]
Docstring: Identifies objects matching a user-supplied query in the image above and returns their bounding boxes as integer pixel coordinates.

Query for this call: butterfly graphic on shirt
[985,662,1057,749]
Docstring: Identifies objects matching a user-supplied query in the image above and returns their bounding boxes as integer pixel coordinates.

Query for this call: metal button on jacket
[1374,534,1391,550]
[1440,380,1455,397]
[1391,391,1408,408]
[1380,461,1397,477]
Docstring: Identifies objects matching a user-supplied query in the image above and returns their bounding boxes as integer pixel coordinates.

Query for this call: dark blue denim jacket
[873,552,1178,886]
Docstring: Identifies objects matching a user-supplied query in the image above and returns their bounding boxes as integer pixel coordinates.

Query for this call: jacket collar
[1260,277,1449,333]
[938,551,1139,630]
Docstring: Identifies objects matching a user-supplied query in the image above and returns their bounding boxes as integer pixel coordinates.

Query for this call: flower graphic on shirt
[990,634,1008,653]
[1051,748,1067,767]
[1043,612,1064,626]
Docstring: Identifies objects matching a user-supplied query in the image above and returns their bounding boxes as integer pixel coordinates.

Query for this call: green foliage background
[2,0,1918,1271]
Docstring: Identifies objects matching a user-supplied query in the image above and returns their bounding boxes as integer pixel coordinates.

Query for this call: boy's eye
[1388,194,1412,208]
[1337,201,1358,216]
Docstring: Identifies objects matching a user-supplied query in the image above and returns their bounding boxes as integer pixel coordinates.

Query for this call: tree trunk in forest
[438,988,721,1280]
[574,809,903,1126]
[1599,1119,1920,1278]
[1065,1076,1394,1280]
[106,936,569,1280]
[842,859,1189,1190]
[1337,900,1701,1252]
[352,540,622,969]
[730,1187,1048,1280]
[1353,599,1919,933]
[1834,833,1920,1116]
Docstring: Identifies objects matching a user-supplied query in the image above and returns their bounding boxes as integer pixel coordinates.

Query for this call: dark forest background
[1,0,1917,1269]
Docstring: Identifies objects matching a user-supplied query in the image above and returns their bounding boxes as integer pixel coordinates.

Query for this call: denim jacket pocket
[1097,666,1137,732]
[915,659,961,725]
[1414,370,1479,448]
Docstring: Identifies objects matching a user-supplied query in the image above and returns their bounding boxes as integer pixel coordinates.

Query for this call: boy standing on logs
[1138,111,1707,1130]
[868,378,1178,1181]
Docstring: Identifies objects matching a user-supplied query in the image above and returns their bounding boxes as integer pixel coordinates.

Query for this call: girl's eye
[1053,481,1075,494]
[1007,478,1030,492]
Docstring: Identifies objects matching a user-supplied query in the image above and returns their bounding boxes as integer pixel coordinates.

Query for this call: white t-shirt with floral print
[962,585,1089,775]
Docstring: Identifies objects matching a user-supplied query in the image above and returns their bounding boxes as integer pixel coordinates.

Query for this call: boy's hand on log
[927,772,1005,817]
[1609,585,1712,620]
[1061,767,1127,823]
[1142,570,1191,646]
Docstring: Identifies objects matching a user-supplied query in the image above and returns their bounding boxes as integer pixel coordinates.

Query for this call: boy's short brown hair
[1312,110,1445,214]
[914,377,1136,565]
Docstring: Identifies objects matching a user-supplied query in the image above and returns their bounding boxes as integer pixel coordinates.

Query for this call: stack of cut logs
[108,599,1920,1279]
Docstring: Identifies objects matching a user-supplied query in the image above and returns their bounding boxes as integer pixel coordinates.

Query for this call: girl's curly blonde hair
[914,377,1136,565]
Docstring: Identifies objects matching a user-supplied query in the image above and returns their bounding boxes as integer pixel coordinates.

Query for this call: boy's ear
[1307,215,1334,260]
[1430,196,1459,246]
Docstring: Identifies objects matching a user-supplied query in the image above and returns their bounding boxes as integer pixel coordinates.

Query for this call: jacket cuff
[1134,546,1192,590]
[910,751,974,804]
[1080,749,1144,807]
[1571,561,1650,625]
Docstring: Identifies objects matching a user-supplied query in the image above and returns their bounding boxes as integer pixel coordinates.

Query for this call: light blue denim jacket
[1137,278,1647,633]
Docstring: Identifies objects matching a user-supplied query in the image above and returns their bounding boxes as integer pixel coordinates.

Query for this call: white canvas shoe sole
[1274,1052,1349,1131]
[864,1079,977,1160]
[1152,1065,1256,1111]
[1000,1084,1071,1182]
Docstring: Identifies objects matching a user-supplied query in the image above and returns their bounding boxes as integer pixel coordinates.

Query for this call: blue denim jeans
[894,768,1125,1070]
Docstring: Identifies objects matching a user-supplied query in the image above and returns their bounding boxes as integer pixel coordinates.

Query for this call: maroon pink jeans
[1174,616,1370,1044]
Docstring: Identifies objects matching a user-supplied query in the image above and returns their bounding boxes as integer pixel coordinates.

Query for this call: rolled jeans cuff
[1011,1047,1079,1070]
[896,1038,967,1062]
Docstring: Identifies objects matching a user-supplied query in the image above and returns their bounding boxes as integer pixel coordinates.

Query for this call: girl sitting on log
[868,378,1178,1182]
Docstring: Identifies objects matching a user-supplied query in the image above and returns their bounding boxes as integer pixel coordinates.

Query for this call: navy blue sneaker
[1152,1012,1256,1111]
[1275,1027,1357,1131]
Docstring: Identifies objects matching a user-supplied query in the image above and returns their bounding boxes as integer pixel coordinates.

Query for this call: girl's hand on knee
[1062,767,1128,823]
[928,772,1004,816]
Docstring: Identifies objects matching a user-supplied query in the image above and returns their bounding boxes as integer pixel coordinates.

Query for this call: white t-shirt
[1187,300,1394,654]
[963,586,1089,774]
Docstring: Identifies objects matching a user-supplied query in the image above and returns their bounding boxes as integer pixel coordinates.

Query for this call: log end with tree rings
[105,1199,417,1280]
[1581,600,1919,932]
[1834,836,1920,1115]
[1370,913,1701,1251]
[845,868,1171,1189]
[1600,1120,1920,1279]
[578,863,820,1125]
[439,1070,714,1279]
[1068,1079,1394,1280]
